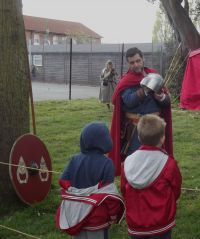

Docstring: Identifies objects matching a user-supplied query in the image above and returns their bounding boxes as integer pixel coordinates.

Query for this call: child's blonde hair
[137,114,166,146]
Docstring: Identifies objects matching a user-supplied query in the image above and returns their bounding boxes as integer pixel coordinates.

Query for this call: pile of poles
[163,43,190,89]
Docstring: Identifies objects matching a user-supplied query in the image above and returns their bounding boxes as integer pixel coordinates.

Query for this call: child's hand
[154,92,166,102]
[136,87,145,98]
[59,179,70,189]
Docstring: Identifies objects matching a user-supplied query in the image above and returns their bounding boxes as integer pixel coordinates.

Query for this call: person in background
[121,114,182,239]
[109,47,173,176]
[99,60,118,110]
[56,122,125,239]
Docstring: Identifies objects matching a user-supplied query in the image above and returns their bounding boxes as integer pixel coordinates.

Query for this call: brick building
[24,15,102,46]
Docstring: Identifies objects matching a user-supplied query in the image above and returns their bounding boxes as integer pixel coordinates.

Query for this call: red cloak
[180,49,200,110]
[109,67,173,176]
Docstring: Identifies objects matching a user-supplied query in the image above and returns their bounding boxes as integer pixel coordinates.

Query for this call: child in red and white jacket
[56,122,125,239]
[121,114,182,239]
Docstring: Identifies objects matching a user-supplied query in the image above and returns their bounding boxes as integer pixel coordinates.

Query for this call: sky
[22,0,159,44]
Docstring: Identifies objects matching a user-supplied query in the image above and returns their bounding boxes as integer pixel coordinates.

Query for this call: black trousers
[131,230,171,239]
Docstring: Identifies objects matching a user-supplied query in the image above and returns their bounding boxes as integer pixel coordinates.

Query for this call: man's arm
[121,87,145,108]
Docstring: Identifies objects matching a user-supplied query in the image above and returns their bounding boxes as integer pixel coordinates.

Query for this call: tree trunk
[0,0,30,203]
[161,0,200,53]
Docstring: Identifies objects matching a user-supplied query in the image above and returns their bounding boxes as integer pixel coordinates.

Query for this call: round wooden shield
[9,134,52,205]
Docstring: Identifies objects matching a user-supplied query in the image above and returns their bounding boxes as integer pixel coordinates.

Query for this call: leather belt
[125,112,160,125]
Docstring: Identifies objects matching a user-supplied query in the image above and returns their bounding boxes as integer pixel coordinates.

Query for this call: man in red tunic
[109,47,173,176]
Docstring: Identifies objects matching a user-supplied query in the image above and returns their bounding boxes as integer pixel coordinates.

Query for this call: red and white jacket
[56,183,125,236]
[121,145,182,236]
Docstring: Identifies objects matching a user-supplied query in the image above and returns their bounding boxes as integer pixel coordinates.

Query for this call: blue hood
[80,122,113,154]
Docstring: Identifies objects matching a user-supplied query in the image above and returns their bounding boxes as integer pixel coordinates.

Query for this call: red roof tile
[23,15,102,39]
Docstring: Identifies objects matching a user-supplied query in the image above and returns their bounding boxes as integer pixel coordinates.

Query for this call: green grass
[0,99,200,239]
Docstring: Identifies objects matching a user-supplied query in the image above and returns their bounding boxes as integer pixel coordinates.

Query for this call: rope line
[0,161,200,192]
[181,187,200,192]
[0,224,41,239]
[0,161,60,174]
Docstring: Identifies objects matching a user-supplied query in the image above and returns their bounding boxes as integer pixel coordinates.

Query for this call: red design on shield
[9,134,52,205]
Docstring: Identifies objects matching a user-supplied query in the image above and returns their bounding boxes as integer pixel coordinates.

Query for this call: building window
[72,38,77,44]
[33,55,43,66]
[53,35,58,45]
[33,34,40,45]
[62,36,67,41]
[60,36,67,44]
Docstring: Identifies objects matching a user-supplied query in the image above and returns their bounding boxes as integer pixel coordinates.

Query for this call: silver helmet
[140,73,164,93]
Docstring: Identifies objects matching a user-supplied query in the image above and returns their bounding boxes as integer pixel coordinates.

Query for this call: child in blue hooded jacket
[56,122,125,239]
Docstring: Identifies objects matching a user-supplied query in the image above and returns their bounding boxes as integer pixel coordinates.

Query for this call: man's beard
[132,66,144,74]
